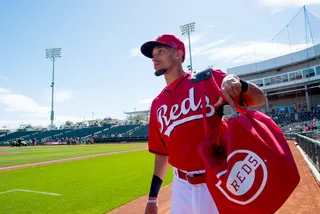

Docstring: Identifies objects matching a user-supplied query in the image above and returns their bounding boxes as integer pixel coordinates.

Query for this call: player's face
[152,46,176,71]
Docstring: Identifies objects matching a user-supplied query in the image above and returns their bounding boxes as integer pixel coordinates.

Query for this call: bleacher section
[1,110,318,145]
[0,124,141,144]
[97,125,139,137]
[24,129,72,141]
[0,131,39,142]
[299,112,317,122]
[131,125,149,137]
[58,127,106,139]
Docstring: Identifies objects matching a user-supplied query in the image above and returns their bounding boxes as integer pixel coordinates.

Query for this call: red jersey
[148,69,227,171]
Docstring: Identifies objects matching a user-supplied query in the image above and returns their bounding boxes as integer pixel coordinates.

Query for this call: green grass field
[0,143,147,167]
[0,146,173,214]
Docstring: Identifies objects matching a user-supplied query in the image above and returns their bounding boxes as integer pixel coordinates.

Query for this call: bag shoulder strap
[192,69,224,139]
[190,68,212,83]
[199,80,212,138]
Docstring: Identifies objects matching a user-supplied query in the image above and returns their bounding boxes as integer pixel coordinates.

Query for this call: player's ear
[175,50,184,61]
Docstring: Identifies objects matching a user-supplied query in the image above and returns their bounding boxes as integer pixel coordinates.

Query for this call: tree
[65,121,74,126]
[25,124,32,129]
[33,125,45,130]
[18,124,33,131]
[126,114,146,121]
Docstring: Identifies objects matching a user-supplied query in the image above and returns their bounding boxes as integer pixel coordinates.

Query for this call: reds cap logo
[215,150,268,205]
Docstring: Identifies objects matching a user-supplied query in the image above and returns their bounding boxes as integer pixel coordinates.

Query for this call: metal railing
[296,133,320,172]
[285,132,296,140]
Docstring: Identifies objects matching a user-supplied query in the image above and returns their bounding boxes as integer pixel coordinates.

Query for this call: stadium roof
[227,44,320,77]
[124,110,150,115]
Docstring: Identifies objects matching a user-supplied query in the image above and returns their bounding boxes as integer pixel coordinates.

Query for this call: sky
[1,0,320,129]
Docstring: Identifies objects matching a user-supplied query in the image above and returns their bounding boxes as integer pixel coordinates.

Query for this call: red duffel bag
[197,80,300,214]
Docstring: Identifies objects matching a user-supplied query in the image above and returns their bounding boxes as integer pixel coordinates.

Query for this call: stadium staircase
[96,125,139,137]
[130,125,149,137]
[56,127,106,139]
[24,129,72,141]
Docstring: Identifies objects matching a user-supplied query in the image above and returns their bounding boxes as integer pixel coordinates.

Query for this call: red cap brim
[140,41,171,58]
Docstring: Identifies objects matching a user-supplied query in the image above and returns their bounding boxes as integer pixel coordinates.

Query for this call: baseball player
[140,34,266,214]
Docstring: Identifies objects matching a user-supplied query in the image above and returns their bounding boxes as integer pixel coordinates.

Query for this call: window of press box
[289,72,295,81]
[309,68,315,77]
[264,78,271,86]
[250,66,319,87]
[316,66,320,75]
[302,68,315,78]
[281,74,289,82]
[295,71,302,80]
[255,79,263,87]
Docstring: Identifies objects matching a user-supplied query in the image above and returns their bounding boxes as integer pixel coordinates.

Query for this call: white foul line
[0,189,16,195]
[16,189,61,196]
[0,189,61,196]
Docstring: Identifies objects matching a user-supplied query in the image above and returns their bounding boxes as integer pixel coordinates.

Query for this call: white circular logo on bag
[215,150,268,205]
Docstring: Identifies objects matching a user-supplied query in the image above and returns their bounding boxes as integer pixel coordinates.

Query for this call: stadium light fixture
[45,48,62,129]
[180,22,195,71]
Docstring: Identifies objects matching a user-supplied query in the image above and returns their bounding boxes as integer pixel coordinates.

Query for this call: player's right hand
[144,201,158,214]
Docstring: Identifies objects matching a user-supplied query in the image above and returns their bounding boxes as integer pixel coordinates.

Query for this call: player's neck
[164,66,185,86]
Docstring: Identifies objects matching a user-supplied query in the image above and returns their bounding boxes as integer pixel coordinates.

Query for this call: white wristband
[147,199,158,203]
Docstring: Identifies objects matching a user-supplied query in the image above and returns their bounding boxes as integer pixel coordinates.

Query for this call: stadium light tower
[45,48,62,129]
[180,22,195,71]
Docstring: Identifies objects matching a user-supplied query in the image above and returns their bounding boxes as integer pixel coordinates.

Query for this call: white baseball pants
[170,167,220,214]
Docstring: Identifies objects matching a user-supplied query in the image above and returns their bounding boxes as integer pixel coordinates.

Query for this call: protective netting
[231,6,320,67]
[233,7,320,125]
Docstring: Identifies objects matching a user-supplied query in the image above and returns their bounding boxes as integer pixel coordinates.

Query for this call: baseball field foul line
[0,189,61,196]
[0,189,16,195]
[0,148,147,172]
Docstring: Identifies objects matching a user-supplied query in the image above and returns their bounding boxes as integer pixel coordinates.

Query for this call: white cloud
[55,115,84,122]
[55,90,73,103]
[183,36,232,60]
[0,115,84,128]
[183,34,202,46]
[0,93,50,114]
[0,119,49,126]
[0,89,87,128]
[0,89,69,119]
[44,89,74,103]
[0,89,75,117]
[192,38,230,56]
[0,88,10,93]
[260,0,320,8]
[130,48,142,57]
[270,8,285,14]
[139,98,153,104]
[207,41,310,63]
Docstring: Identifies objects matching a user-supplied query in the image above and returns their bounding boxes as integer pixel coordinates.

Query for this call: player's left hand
[214,75,242,109]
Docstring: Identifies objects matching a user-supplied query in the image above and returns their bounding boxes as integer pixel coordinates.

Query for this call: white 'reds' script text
[156,87,215,137]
